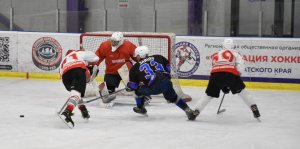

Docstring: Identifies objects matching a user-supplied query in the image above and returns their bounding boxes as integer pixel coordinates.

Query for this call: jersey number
[212,50,234,64]
[61,53,78,68]
[139,60,165,79]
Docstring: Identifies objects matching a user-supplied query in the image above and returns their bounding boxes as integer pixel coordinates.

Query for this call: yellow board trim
[179,79,300,92]
[1,72,299,92]
[0,71,27,78]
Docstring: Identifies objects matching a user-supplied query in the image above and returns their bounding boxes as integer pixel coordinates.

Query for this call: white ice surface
[0,78,299,149]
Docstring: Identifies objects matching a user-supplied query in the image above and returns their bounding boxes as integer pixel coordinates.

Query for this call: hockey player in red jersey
[194,38,261,120]
[59,49,99,128]
[95,32,138,103]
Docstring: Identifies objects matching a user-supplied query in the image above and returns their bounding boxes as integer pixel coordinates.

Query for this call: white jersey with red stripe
[59,50,99,81]
[210,49,244,76]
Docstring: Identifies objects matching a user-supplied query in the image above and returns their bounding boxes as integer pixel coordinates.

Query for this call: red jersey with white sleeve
[95,40,138,75]
[210,49,244,76]
[59,50,99,81]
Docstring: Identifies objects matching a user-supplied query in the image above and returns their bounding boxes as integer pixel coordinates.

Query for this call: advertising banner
[17,32,79,73]
[176,36,300,83]
[0,31,18,71]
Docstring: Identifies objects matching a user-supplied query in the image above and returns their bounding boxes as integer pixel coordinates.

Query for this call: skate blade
[256,117,261,122]
[98,102,115,108]
[217,109,226,114]
[82,117,89,123]
[57,113,74,129]
[135,113,148,117]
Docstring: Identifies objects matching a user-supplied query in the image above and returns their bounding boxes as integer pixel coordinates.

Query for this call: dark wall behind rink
[0,0,299,37]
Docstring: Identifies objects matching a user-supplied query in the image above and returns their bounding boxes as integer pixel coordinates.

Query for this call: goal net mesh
[80,31,191,101]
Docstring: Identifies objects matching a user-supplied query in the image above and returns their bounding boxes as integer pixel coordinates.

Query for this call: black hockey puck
[20,115,24,118]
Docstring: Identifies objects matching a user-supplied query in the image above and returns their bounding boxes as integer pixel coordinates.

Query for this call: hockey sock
[238,89,256,108]
[135,97,145,108]
[66,104,74,112]
[78,105,87,111]
[66,90,81,112]
[195,94,213,112]
[175,98,189,111]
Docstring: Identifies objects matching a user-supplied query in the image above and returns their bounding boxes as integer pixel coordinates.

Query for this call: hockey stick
[217,93,226,114]
[80,88,126,105]
[58,98,69,115]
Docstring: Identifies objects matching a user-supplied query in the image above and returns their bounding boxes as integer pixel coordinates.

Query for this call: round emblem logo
[32,37,62,71]
[175,41,200,77]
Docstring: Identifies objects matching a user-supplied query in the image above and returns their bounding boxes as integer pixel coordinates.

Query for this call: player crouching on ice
[126,46,199,120]
[194,38,261,120]
[58,49,99,128]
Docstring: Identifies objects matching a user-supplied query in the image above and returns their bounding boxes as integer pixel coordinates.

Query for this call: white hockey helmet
[65,49,75,56]
[134,46,149,59]
[110,32,124,52]
[222,38,234,49]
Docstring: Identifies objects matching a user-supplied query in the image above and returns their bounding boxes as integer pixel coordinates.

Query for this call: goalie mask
[110,32,124,52]
[222,38,234,49]
[134,46,149,59]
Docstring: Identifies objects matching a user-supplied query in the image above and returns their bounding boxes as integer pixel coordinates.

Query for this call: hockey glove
[126,82,138,92]
[222,86,230,94]
[87,65,99,82]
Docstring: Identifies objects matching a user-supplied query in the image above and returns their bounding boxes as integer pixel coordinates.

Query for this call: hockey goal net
[80,32,192,101]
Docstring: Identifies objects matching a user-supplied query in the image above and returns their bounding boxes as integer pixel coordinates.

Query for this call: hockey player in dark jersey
[126,46,199,120]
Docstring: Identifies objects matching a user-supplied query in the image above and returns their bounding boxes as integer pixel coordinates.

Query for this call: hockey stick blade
[217,109,226,114]
[80,88,126,105]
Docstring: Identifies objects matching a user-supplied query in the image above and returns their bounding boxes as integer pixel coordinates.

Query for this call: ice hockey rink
[0,78,299,149]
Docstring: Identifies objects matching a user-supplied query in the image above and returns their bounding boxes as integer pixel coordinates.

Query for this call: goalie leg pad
[99,82,109,96]
[118,62,132,84]
[98,82,117,105]
[102,94,117,103]
[84,79,100,97]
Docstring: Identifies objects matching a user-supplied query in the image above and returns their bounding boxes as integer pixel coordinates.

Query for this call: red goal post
[80,31,192,101]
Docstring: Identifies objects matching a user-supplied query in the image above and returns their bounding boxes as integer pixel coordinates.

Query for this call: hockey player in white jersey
[194,38,261,120]
[58,49,99,128]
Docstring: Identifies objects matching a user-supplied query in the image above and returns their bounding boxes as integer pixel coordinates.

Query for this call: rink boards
[0,31,299,91]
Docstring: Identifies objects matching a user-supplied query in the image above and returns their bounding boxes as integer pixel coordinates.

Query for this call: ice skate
[133,106,148,116]
[250,104,261,122]
[60,109,74,128]
[79,105,90,119]
[185,109,199,121]
[250,104,260,118]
